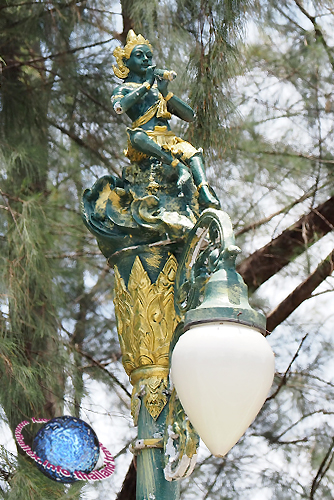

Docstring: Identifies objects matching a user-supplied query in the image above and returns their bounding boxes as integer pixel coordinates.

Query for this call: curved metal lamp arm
[174,208,240,317]
[174,208,266,334]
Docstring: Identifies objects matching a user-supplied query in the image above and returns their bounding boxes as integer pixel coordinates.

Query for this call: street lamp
[171,209,275,457]
[82,176,274,498]
[81,29,274,500]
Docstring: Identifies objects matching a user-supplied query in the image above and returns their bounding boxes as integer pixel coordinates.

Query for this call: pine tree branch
[237,147,334,165]
[293,0,334,72]
[73,345,131,398]
[293,371,334,389]
[276,437,308,445]
[276,410,334,442]
[203,462,226,500]
[0,189,24,204]
[266,249,334,332]
[292,0,316,23]
[80,7,123,17]
[0,468,12,482]
[48,120,121,176]
[310,436,334,500]
[235,186,318,237]
[275,5,306,31]
[3,37,115,70]
[73,264,112,306]
[46,251,102,259]
[78,86,114,113]
[0,2,123,19]
[0,0,78,10]
[237,196,334,293]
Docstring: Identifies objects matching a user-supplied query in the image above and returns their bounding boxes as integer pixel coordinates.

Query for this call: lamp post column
[136,405,179,500]
[81,175,275,496]
[111,246,190,500]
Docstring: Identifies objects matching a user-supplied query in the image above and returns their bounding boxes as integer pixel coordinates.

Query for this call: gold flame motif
[114,254,179,420]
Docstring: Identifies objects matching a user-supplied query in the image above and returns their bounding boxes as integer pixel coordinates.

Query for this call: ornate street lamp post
[81,30,274,500]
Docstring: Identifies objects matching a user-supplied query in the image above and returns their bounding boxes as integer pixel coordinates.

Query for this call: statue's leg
[128,129,191,194]
[129,129,177,165]
[186,153,221,208]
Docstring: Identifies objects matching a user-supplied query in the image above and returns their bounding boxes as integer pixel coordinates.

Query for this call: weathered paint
[136,404,179,500]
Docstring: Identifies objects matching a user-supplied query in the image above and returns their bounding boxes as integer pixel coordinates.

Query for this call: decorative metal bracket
[174,208,266,335]
[174,209,237,316]
[163,388,199,481]
[130,438,164,454]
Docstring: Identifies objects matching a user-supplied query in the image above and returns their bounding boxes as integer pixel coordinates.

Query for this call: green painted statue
[82,30,221,259]
[112,30,220,209]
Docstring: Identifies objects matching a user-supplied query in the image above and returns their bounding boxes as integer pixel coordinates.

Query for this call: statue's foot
[198,184,221,209]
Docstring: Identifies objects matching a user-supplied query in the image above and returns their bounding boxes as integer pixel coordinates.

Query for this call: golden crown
[113,30,153,79]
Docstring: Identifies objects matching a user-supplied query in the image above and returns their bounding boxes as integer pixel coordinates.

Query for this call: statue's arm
[157,79,194,123]
[111,84,149,115]
[112,67,156,115]
[166,95,195,123]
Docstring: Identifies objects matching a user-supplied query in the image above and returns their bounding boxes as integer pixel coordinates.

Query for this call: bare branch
[3,37,115,70]
[48,120,121,176]
[236,186,319,237]
[73,345,131,399]
[293,0,334,71]
[293,0,316,23]
[241,148,334,165]
[237,196,334,293]
[266,334,308,401]
[276,437,308,445]
[276,410,334,442]
[46,251,102,259]
[267,249,334,332]
[310,437,334,499]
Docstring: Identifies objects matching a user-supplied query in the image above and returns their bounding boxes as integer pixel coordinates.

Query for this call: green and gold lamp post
[81,30,274,500]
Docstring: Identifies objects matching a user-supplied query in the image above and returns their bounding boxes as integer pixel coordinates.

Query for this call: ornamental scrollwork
[174,208,241,317]
[163,388,199,481]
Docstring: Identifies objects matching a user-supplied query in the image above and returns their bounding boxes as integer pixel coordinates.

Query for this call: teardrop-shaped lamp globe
[171,322,275,457]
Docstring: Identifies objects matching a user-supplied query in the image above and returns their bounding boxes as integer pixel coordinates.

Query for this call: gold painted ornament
[113,254,179,420]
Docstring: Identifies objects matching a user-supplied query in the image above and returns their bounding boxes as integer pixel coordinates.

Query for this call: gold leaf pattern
[114,254,179,376]
[114,254,179,420]
[131,376,169,423]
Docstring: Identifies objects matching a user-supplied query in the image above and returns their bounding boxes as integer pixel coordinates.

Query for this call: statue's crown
[113,30,152,79]
[123,30,152,59]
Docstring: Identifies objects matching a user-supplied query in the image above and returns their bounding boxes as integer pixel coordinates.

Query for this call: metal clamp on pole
[130,438,164,454]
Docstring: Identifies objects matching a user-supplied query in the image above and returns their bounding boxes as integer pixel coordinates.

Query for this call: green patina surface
[136,405,179,500]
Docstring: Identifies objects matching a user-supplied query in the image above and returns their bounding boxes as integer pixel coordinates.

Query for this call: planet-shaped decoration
[32,416,100,483]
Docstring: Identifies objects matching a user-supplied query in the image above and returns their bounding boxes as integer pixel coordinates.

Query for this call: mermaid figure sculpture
[112,30,220,209]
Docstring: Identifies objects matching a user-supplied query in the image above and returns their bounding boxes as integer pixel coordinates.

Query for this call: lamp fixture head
[171,209,274,457]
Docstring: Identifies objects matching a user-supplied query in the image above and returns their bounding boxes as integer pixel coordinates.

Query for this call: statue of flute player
[111,30,220,209]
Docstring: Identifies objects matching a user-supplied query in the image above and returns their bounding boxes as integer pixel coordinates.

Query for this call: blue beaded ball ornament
[32,416,100,483]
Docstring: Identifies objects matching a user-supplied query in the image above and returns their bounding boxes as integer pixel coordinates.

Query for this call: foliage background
[0,0,334,499]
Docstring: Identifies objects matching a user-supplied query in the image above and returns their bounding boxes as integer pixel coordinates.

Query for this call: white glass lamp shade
[171,322,275,457]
